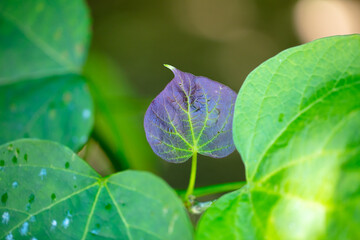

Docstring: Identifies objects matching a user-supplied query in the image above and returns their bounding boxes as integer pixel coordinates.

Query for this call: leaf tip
[163,64,177,73]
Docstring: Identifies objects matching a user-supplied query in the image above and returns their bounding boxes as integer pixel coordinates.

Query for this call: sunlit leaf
[0,74,94,151]
[197,35,360,239]
[144,65,237,163]
[0,139,193,239]
[0,0,90,84]
[196,187,261,240]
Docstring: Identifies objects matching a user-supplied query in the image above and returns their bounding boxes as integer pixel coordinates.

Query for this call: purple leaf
[144,65,237,163]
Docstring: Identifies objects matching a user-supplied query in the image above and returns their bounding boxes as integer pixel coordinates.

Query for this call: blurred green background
[80,0,360,191]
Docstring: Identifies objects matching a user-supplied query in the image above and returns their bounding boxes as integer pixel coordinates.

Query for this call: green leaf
[0,0,90,84]
[0,139,193,239]
[198,34,360,239]
[196,187,261,240]
[0,74,94,151]
[0,0,93,150]
[234,34,360,181]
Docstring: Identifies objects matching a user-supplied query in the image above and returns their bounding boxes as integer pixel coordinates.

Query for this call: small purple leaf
[144,65,237,163]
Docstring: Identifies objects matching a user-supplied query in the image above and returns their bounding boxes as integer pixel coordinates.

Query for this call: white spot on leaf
[66,210,73,217]
[82,109,91,119]
[12,181,18,188]
[51,220,57,230]
[62,217,70,229]
[2,212,10,224]
[20,222,29,236]
[5,232,13,240]
[39,168,47,180]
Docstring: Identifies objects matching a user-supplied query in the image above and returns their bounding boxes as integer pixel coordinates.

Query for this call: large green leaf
[0,139,193,239]
[0,74,93,151]
[196,187,262,240]
[0,0,90,84]
[197,35,360,239]
[0,0,94,151]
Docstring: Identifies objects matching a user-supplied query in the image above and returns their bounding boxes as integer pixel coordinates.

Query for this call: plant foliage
[197,34,360,240]
[0,139,193,239]
[144,65,237,163]
[0,0,93,151]
[1,0,360,238]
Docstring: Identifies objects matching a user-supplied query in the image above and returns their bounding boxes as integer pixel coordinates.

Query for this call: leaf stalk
[178,181,246,200]
[185,152,198,204]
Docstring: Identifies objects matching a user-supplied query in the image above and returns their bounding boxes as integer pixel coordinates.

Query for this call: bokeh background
[80,0,360,193]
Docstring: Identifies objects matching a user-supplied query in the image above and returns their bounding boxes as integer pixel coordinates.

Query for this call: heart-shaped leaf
[0,139,193,239]
[0,0,90,84]
[197,35,360,239]
[0,74,94,151]
[144,65,237,163]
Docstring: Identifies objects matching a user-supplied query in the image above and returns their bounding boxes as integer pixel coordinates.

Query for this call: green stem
[185,152,198,202]
[177,181,246,199]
